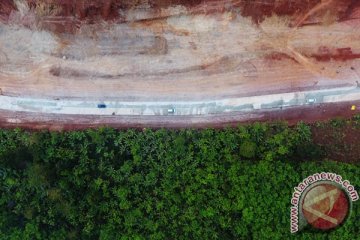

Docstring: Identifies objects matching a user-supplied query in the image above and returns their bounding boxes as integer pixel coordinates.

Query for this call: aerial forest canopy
[0,117,360,239]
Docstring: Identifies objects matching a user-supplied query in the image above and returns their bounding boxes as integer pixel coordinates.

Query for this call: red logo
[301,183,350,230]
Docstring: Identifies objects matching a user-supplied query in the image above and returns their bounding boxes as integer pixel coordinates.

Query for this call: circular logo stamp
[301,183,350,230]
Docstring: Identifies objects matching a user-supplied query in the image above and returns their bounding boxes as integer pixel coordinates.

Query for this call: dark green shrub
[239,140,257,158]
[0,122,358,239]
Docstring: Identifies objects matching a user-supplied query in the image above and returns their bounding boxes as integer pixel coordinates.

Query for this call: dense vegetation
[0,117,359,239]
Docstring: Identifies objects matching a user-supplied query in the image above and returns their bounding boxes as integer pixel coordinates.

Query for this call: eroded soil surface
[0,1,360,128]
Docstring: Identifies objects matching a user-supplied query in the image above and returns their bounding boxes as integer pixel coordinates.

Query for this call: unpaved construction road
[0,0,360,129]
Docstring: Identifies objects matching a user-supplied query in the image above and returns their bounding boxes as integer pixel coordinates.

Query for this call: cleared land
[0,0,360,127]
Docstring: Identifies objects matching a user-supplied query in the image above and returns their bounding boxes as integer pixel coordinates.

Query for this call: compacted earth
[0,0,360,127]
